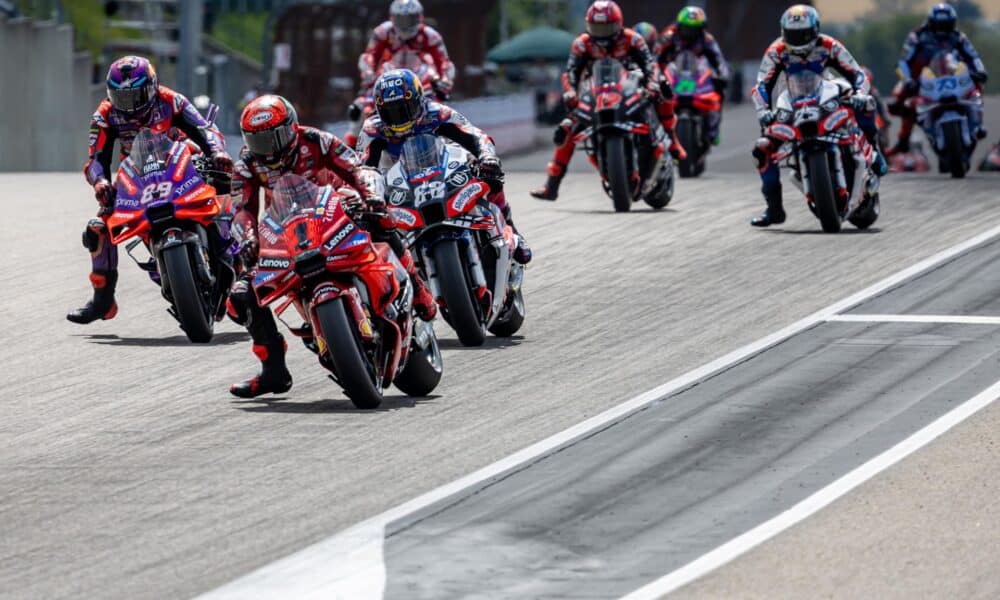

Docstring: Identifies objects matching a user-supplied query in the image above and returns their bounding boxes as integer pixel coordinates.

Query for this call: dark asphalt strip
[378,242,1000,599]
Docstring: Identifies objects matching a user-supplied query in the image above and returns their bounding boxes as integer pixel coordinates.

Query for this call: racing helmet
[586,1,624,48]
[240,95,300,169]
[927,3,957,36]
[390,0,424,41]
[633,22,658,51]
[374,69,426,136]
[106,55,159,115]
[676,6,707,44]
[780,4,821,55]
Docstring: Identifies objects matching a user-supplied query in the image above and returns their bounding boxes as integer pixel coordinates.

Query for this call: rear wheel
[806,151,841,233]
[394,322,442,397]
[434,240,486,346]
[316,299,382,409]
[942,121,966,179]
[677,117,700,178]
[161,244,213,343]
[602,136,632,212]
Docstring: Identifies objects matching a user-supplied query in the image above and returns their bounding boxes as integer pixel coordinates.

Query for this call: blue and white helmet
[390,0,424,41]
[927,3,957,35]
[374,69,426,136]
[780,4,820,55]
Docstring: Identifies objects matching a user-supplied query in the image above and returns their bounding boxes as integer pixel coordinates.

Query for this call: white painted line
[828,314,1000,325]
[621,376,1000,600]
[200,222,1000,600]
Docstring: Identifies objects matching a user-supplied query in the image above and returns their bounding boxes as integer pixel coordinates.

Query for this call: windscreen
[267,174,321,225]
[402,134,444,176]
[593,58,625,86]
[787,70,822,100]
[129,129,173,176]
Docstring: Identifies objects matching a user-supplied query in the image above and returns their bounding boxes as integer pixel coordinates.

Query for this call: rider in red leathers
[530,0,685,201]
[358,0,455,99]
[67,55,230,325]
[227,95,437,398]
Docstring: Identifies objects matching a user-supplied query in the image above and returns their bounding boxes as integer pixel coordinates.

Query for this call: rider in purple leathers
[67,56,230,324]
[749,5,885,228]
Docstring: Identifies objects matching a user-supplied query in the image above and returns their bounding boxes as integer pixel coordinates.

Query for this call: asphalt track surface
[2,101,1000,599]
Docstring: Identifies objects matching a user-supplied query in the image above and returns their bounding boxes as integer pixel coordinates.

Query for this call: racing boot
[67,270,118,324]
[530,162,566,201]
[230,337,293,398]
[400,249,437,321]
[668,136,688,161]
[750,181,785,227]
[502,204,532,265]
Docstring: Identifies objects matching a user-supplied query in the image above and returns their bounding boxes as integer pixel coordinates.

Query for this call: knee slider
[82,218,106,252]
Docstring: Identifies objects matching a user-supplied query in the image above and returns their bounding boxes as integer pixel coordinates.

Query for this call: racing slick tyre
[677,116,700,178]
[488,287,525,338]
[942,121,966,179]
[434,239,486,346]
[603,136,632,213]
[849,193,880,230]
[806,151,842,233]
[162,244,213,343]
[394,322,443,397]
[316,298,383,409]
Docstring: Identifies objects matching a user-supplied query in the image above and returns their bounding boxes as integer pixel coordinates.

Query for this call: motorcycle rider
[656,5,731,145]
[228,94,438,398]
[67,55,230,324]
[358,69,532,265]
[749,5,886,227]
[530,0,685,201]
[886,3,988,156]
[358,0,455,99]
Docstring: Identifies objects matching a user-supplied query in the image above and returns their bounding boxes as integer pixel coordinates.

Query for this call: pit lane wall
[0,16,99,172]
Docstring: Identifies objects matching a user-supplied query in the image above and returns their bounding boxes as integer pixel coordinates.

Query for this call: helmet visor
[378,97,422,132]
[392,13,421,37]
[587,21,621,39]
[783,26,817,49]
[108,82,155,113]
[929,18,955,33]
[243,123,295,159]
[678,24,701,42]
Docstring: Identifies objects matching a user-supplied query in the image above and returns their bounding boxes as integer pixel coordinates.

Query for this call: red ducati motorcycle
[251,174,442,408]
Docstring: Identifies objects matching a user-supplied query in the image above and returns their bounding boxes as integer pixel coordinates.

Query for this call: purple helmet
[106,56,159,114]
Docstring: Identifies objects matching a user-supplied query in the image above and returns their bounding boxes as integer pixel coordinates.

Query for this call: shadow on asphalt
[79,331,250,346]
[437,335,526,350]
[761,227,883,235]
[232,394,441,414]
[566,207,679,215]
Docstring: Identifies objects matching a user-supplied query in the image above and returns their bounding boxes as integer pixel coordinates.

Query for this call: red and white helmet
[586,1,624,45]
[390,0,424,41]
[240,95,299,169]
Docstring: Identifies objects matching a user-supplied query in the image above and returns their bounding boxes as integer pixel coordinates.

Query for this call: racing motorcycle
[914,50,985,178]
[665,51,721,178]
[251,174,442,409]
[766,71,880,233]
[346,50,445,148]
[107,128,236,342]
[574,57,673,212]
[383,135,525,347]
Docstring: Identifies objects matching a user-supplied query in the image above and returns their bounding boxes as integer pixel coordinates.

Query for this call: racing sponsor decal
[448,161,460,170]
[388,188,409,206]
[450,181,486,214]
[259,256,290,270]
[389,207,418,227]
[447,170,469,187]
[323,222,356,251]
[249,111,274,126]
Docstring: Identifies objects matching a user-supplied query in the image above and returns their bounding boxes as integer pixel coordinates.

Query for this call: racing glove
[476,155,505,192]
[902,79,920,95]
[211,151,233,173]
[971,71,988,86]
[758,110,776,129]
[850,94,875,113]
[432,78,453,99]
[562,90,579,110]
[94,179,115,211]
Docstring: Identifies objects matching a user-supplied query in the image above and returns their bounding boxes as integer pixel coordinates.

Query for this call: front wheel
[433,240,486,346]
[805,150,841,233]
[315,299,383,409]
[676,117,700,178]
[161,244,213,343]
[602,136,632,212]
[942,120,966,179]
